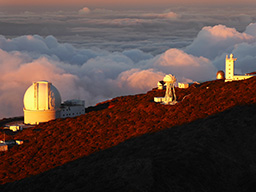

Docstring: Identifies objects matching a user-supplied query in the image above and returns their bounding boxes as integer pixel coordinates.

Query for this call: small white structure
[154,74,178,105]
[225,54,253,82]
[178,83,189,89]
[0,133,8,151]
[216,70,225,80]
[15,140,23,145]
[0,138,23,151]
[4,125,23,132]
[60,100,85,118]
[24,81,85,125]
[157,81,165,90]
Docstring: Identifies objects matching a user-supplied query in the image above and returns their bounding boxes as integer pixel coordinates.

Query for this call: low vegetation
[1,77,256,191]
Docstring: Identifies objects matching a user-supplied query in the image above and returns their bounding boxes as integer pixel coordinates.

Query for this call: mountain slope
[2,104,256,192]
[1,77,256,191]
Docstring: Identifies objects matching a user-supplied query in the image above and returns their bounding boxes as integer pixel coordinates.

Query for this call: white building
[60,100,85,118]
[4,125,23,132]
[178,83,189,88]
[23,81,85,125]
[225,54,254,82]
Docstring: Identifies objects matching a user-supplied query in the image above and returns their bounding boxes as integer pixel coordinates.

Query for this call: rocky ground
[1,78,256,191]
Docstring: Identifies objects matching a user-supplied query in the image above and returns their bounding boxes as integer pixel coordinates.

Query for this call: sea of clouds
[1,7,256,118]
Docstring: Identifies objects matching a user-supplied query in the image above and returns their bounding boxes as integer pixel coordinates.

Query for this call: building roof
[23,81,61,111]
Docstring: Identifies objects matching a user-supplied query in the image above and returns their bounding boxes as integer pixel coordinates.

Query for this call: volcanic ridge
[1,77,256,192]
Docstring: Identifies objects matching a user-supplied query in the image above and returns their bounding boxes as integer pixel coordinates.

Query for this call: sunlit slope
[3,104,256,191]
[1,77,256,189]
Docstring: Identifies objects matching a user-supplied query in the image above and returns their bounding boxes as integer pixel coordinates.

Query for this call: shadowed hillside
[1,77,256,191]
[2,104,256,192]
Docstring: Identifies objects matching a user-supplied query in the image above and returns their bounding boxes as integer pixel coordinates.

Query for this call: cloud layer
[2,6,256,56]
[185,25,255,60]
[79,7,91,15]
[1,22,256,118]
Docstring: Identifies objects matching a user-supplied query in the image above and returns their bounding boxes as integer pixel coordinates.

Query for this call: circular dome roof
[163,74,176,83]
[216,71,225,80]
[24,81,61,111]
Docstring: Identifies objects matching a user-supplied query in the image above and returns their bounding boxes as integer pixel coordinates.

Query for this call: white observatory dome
[23,81,62,125]
[24,81,61,111]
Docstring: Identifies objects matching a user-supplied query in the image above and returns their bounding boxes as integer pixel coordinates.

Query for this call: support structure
[154,74,178,105]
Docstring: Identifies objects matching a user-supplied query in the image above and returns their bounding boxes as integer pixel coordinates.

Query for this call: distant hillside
[1,77,256,191]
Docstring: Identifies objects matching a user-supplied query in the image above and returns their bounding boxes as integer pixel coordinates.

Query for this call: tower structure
[225,54,253,82]
[225,54,236,82]
[154,74,178,105]
[163,75,177,105]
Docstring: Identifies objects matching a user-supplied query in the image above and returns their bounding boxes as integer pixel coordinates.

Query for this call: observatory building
[225,54,254,82]
[216,70,225,80]
[23,81,85,125]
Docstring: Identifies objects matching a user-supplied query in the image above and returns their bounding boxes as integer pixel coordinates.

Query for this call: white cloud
[245,23,256,36]
[79,7,91,15]
[0,53,78,118]
[229,42,256,74]
[143,11,178,19]
[0,36,158,118]
[93,8,115,14]
[109,18,150,26]
[2,23,256,118]
[0,35,102,65]
[116,68,165,93]
[81,53,133,79]
[152,49,215,82]
[185,24,255,60]
[123,49,153,63]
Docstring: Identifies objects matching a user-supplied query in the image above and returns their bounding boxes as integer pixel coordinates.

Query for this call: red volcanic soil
[1,77,256,191]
